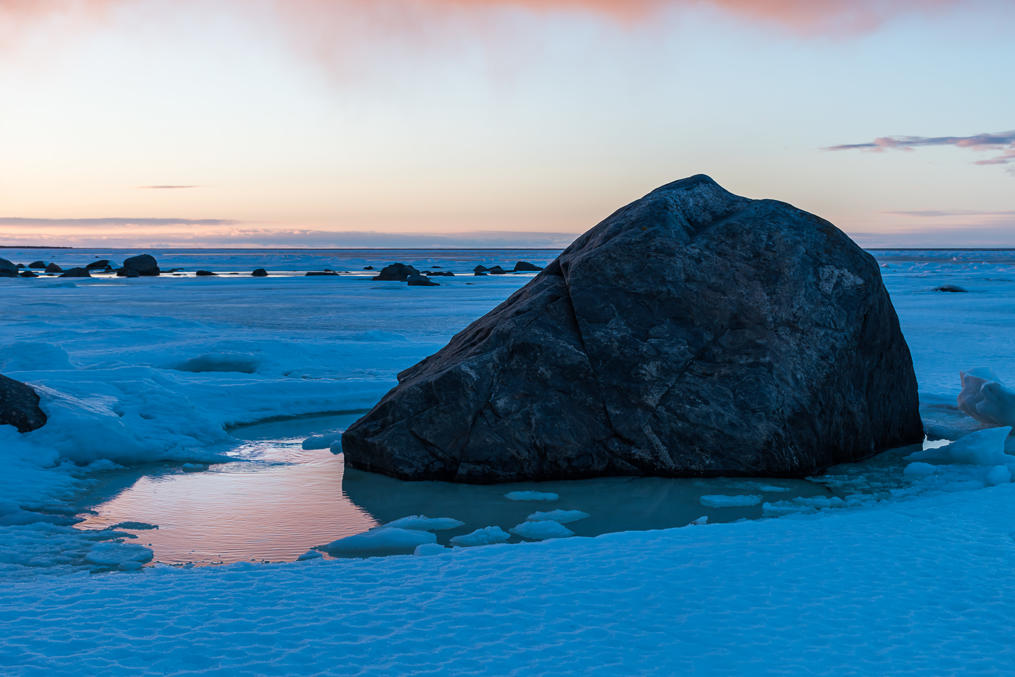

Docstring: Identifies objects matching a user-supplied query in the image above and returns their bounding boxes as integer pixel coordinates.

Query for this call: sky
[0,0,1013,248]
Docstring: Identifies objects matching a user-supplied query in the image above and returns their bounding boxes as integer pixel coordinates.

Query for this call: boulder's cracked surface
[343,175,923,482]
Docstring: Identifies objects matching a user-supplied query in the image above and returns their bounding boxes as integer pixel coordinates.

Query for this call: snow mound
[302,431,343,450]
[985,465,1011,486]
[0,342,73,371]
[383,515,465,531]
[322,527,436,556]
[699,494,762,508]
[413,543,447,556]
[904,462,938,478]
[84,542,153,571]
[957,369,1015,426]
[505,490,558,502]
[510,520,574,540]
[906,426,1013,466]
[526,509,589,524]
[450,526,511,547]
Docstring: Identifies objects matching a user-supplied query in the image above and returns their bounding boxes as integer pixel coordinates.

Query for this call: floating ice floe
[510,520,574,540]
[322,527,436,556]
[504,490,559,502]
[383,515,465,531]
[689,516,709,525]
[450,526,511,547]
[957,369,1015,426]
[525,509,589,524]
[699,494,762,508]
[905,426,1013,466]
[302,431,344,450]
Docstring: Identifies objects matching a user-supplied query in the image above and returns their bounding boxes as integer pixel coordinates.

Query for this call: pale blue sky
[0,0,1012,247]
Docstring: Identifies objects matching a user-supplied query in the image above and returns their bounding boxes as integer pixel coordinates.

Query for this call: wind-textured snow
[5,485,1015,674]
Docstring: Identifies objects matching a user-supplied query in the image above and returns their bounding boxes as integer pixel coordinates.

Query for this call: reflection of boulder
[344,175,923,482]
[339,466,831,540]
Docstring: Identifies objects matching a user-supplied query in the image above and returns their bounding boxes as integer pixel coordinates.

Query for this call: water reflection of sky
[76,414,843,566]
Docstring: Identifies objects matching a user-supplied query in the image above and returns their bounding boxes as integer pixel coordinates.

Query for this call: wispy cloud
[0,217,237,227]
[138,185,198,190]
[885,209,1015,218]
[826,130,1015,175]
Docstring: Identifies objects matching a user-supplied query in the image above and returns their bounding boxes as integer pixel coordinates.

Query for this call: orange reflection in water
[76,445,379,565]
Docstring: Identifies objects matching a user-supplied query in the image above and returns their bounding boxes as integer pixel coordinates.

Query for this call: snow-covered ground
[3,248,1015,674]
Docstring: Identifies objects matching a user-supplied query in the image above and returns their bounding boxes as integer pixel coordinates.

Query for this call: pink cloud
[827,130,1015,174]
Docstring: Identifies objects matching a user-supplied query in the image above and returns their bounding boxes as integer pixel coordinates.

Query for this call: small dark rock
[195,270,217,277]
[16,263,23,269]
[363,265,375,270]
[407,273,439,287]
[306,271,339,276]
[19,271,38,278]
[117,254,160,277]
[934,285,968,293]
[427,271,455,277]
[373,263,420,282]
[85,259,111,270]
[473,265,488,274]
[27,261,46,269]
[0,374,47,433]
[513,261,543,272]
[45,263,63,274]
[251,268,268,277]
[59,267,91,278]
[0,258,17,278]
[487,266,507,275]
[474,271,487,276]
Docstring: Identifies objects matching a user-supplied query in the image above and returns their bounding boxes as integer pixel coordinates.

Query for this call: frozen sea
[3,247,1015,674]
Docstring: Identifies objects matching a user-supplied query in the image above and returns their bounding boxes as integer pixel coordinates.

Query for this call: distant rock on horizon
[342,174,923,483]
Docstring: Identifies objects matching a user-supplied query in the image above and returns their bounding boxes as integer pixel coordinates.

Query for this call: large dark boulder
[85,259,111,270]
[0,375,47,433]
[0,258,16,278]
[343,175,923,483]
[59,267,91,278]
[117,254,159,277]
[44,263,62,274]
[513,261,543,272]
[407,273,439,287]
[27,260,47,269]
[373,263,419,281]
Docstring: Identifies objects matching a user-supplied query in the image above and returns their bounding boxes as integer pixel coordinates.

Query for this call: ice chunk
[322,527,436,556]
[302,431,343,450]
[504,490,558,502]
[906,426,1013,465]
[297,549,322,561]
[957,369,1015,426]
[690,515,709,525]
[699,494,762,508]
[413,543,447,556]
[985,465,1012,486]
[450,526,511,547]
[525,509,589,524]
[510,520,574,540]
[111,521,158,531]
[84,542,153,570]
[383,515,465,531]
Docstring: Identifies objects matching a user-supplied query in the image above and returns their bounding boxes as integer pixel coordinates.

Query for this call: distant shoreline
[6,245,1015,252]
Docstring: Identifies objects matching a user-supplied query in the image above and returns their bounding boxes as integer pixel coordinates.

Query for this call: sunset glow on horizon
[1,0,1013,248]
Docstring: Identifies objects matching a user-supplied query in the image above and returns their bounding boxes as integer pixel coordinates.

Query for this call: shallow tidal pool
[74,413,870,565]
